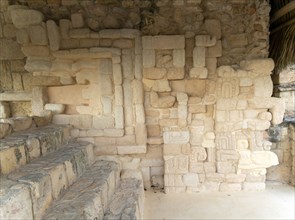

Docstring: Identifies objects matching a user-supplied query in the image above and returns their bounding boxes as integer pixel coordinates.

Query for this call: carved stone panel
[164,155,189,174]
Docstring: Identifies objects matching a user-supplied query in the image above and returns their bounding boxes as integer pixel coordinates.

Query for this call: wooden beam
[270,1,295,24]
[271,17,295,34]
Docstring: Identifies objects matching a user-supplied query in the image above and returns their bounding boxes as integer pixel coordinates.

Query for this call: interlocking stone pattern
[0,0,294,204]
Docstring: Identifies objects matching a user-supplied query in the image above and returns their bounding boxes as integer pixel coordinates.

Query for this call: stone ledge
[104,178,144,220]
[42,160,121,220]
[0,125,70,174]
[1,141,94,219]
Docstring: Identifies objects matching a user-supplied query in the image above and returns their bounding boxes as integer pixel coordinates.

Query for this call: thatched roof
[269,0,295,74]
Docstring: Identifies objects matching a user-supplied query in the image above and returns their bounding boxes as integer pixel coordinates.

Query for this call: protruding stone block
[71,13,84,28]
[143,68,166,79]
[59,19,71,39]
[44,103,65,114]
[163,131,189,144]
[193,47,205,67]
[173,49,185,67]
[143,49,155,68]
[31,87,48,116]
[11,9,44,28]
[28,25,48,45]
[47,20,60,51]
[195,35,216,47]
[240,58,275,75]
[207,40,222,57]
[190,67,208,78]
[0,102,10,118]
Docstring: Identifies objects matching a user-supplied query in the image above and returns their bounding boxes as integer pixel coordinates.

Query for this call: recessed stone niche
[1,4,286,193]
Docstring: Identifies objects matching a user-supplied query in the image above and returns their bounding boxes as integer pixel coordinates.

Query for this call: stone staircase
[0,125,144,220]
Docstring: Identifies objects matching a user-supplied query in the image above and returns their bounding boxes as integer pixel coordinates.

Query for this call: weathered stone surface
[240,58,274,74]
[11,9,44,28]
[0,39,25,60]
[253,76,273,97]
[0,179,33,220]
[167,68,185,80]
[1,117,32,132]
[0,101,10,118]
[143,49,156,68]
[163,131,189,144]
[47,20,60,51]
[21,45,50,57]
[71,13,84,28]
[195,35,216,47]
[207,40,222,57]
[28,25,48,45]
[143,67,166,79]
[193,47,205,67]
[173,49,185,67]
[44,104,65,114]
[205,19,221,39]
[0,123,11,139]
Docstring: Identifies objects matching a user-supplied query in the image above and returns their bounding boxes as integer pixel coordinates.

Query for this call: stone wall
[0,0,289,192]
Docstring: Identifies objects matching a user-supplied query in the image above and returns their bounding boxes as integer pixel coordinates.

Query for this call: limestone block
[113,39,133,48]
[143,49,155,68]
[193,47,206,67]
[44,103,65,114]
[173,49,185,67]
[150,92,176,108]
[115,106,124,129]
[122,50,134,79]
[205,19,221,39]
[93,116,114,129]
[227,34,248,47]
[186,79,206,97]
[28,25,48,45]
[31,87,48,117]
[183,174,199,187]
[163,131,189,144]
[113,64,122,85]
[25,59,51,72]
[152,79,171,92]
[135,123,147,145]
[258,112,272,121]
[73,59,99,71]
[177,92,188,104]
[167,68,185,80]
[0,123,11,138]
[0,102,10,118]
[69,28,90,38]
[101,96,112,115]
[190,67,208,78]
[46,20,60,51]
[100,75,113,96]
[195,35,216,47]
[253,76,273,97]
[0,181,33,220]
[238,150,279,171]
[152,35,185,49]
[117,145,146,154]
[240,77,253,86]
[243,182,265,191]
[220,183,241,192]
[59,19,71,39]
[16,29,29,44]
[132,80,144,104]
[217,162,235,174]
[134,54,143,80]
[206,57,217,75]
[164,144,182,155]
[69,115,92,129]
[164,155,189,174]
[11,9,44,28]
[71,13,84,28]
[48,85,88,105]
[103,128,124,137]
[123,80,133,126]
[114,86,123,106]
[52,114,70,125]
[142,36,153,49]
[0,39,25,60]
[247,119,270,130]
[21,45,50,57]
[143,67,166,79]
[207,40,222,57]
[240,58,274,75]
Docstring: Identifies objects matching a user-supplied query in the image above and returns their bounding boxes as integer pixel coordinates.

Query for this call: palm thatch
[269,0,295,74]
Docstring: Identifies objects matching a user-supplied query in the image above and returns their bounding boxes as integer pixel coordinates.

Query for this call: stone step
[42,160,121,220]
[0,141,94,220]
[0,125,70,175]
[103,178,145,220]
